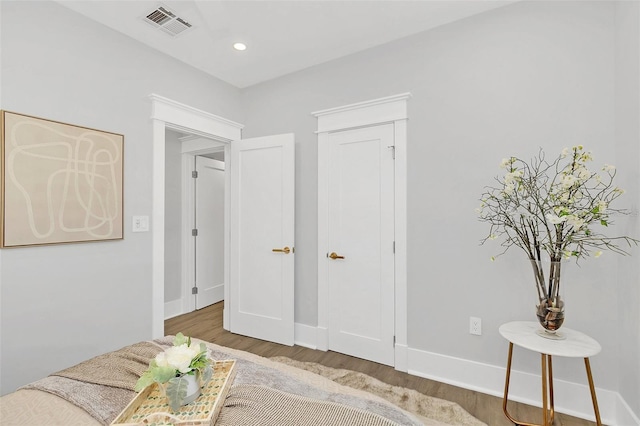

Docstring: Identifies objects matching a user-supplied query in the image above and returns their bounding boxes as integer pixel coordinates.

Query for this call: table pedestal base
[502,342,602,426]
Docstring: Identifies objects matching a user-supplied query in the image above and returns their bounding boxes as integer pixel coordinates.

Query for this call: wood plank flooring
[165,302,597,426]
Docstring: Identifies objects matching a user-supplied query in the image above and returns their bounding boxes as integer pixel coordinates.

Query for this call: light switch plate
[132,216,149,232]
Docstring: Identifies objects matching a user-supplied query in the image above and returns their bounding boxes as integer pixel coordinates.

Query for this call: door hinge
[393,241,396,253]
[393,335,396,345]
[192,228,198,237]
[192,170,198,178]
[388,145,395,159]
[192,286,198,295]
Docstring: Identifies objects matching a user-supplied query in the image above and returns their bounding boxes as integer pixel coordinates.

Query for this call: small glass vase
[536,296,565,332]
[530,259,566,339]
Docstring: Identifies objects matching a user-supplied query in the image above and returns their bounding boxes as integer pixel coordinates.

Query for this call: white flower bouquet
[135,333,212,410]
[478,146,637,329]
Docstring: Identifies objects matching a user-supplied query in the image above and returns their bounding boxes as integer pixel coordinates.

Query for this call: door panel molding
[314,93,410,371]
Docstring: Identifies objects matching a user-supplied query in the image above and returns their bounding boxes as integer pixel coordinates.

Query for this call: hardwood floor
[165,302,597,426]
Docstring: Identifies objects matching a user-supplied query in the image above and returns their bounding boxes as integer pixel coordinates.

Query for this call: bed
[0,337,474,426]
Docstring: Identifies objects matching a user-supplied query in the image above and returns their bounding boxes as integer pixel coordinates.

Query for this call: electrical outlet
[470,317,482,336]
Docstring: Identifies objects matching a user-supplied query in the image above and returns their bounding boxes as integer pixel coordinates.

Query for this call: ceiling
[56,0,516,89]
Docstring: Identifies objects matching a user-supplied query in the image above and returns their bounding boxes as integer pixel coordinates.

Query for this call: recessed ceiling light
[233,42,247,51]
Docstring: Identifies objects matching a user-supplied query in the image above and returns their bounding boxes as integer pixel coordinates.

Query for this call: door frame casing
[150,94,243,338]
[313,93,411,372]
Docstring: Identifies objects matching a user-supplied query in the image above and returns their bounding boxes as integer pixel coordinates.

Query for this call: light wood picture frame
[1,111,124,248]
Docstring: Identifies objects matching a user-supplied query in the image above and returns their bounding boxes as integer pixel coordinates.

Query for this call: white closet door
[327,124,395,366]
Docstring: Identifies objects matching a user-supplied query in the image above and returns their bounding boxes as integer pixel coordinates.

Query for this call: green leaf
[173,332,188,346]
[165,376,189,412]
[600,219,608,226]
[153,366,177,383]
[190,356,207,371]
[134,370,155,392]
[200,364,213,385]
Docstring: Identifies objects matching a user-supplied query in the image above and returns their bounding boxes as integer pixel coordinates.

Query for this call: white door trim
[314,93,411,371]
[313,92,411,133]
[150,94,243,338]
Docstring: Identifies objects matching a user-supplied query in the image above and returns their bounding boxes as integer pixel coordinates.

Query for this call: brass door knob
[328,252,345,260]
[272,246,291,254]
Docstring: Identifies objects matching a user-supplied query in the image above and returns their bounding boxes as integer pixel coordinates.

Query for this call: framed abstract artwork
[0,111,124,248]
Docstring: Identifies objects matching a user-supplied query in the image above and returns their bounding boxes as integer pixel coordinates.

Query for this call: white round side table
[499,321,602,426]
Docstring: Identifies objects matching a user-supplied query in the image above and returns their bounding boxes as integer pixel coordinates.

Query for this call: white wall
[0,0,243,395]
[614,0,640,418]
[165,130,183,303]
[241,0,638,421]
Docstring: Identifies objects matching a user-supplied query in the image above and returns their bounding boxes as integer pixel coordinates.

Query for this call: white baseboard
[616,396,640,426]
[407,347,639,426]
[164,298,183,320]
[394,343,408,373]
[316,326,328,351]
[294,322,318,349]
[211,285,224,303]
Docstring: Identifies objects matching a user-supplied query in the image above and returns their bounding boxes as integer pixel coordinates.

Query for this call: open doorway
[150,94,243,338]
[164,129,227,319]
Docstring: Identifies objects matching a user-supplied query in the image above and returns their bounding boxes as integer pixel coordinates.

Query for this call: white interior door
[194,156,225,309]
[327,124,395,366]
[229,134,295,345]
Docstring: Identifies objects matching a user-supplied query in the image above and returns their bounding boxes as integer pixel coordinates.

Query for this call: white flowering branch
[478,146,638,304]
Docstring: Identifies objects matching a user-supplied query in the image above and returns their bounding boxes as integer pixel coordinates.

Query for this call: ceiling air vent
[143,5,193,37]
